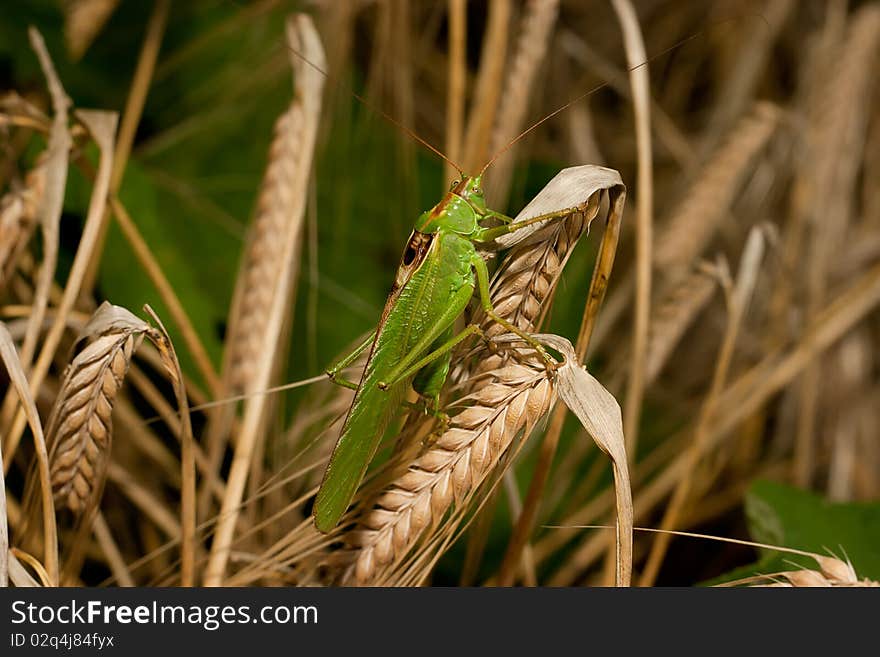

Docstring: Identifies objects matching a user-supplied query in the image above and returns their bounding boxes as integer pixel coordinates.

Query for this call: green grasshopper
[314,170,570,532]
[308,12,744,533]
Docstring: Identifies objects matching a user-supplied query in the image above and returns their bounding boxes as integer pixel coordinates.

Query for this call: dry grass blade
[0,323,57,585]
[640,227,766,587]
[7,550,41,587]
[107,197,221,399]
[342,167,624,585]
[14,28,71,377]
[45,303,152,519]
[82,0,170,296]
[444,0,466,184]
[63,0,121,60]
[699,0,794,155]
[3,109,117,472]
[143,305,196,587]
[204,13,326,587]
[547,258,880,585]
[611,0,652,468]
[0,360,6,586]
[653,102,781,281]
[91,511,134,586]
[460,0,512,172]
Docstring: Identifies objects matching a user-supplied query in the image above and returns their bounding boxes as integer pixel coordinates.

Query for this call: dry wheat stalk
[200,13,324,510]
[13,27,71,380]
[485,0,560,205]
[3,107,117,474]
[793,5,880,488]
[46,303,154,516]
[653,101,781,280]
[611,0,652,463]
[699,0,794,156]
[460,0,512,172]
[825,332,871,502]
[341,172,623,584]
[546,257,880,585]
[0,322,58,585]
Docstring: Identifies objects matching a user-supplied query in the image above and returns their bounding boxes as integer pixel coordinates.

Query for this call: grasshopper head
[458,175,487,215]
[416,175,485,235]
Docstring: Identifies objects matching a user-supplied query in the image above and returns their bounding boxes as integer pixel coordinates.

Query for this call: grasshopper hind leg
[411,325,453,402]
[401,325,453,433]
[326,330,376,390]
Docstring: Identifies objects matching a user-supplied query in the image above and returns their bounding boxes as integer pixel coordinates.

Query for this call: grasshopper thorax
[416,175,487,235]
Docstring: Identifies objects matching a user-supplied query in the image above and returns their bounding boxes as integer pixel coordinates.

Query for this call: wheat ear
[654,102,781,280]
[0,151,47,288]
[203,13,326,586]
[45,303,154,517]
[644,265,719,385]
[728,555,879,588]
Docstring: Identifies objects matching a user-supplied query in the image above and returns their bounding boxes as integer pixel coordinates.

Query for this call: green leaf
[709,480,880,584]
[98,158,240,386]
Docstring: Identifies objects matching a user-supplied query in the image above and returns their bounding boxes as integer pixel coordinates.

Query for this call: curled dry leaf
[46,302,155,517]
[529,333,632,587]
[7,551,42,587]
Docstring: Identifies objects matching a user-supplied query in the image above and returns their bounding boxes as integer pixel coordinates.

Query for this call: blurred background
[1,0,878,586]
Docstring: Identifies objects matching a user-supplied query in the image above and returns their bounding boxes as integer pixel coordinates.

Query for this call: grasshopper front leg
[470,250,557,369]
[477,207,573,243]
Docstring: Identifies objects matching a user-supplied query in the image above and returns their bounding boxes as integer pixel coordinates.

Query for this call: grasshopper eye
[450,179,460,190]
[473,187,482,196]
[402,243,417,265]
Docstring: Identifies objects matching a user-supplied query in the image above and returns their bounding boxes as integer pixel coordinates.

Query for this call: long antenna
[284,40,465,178]
[221,2,764,181]
[479,12,769,176]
